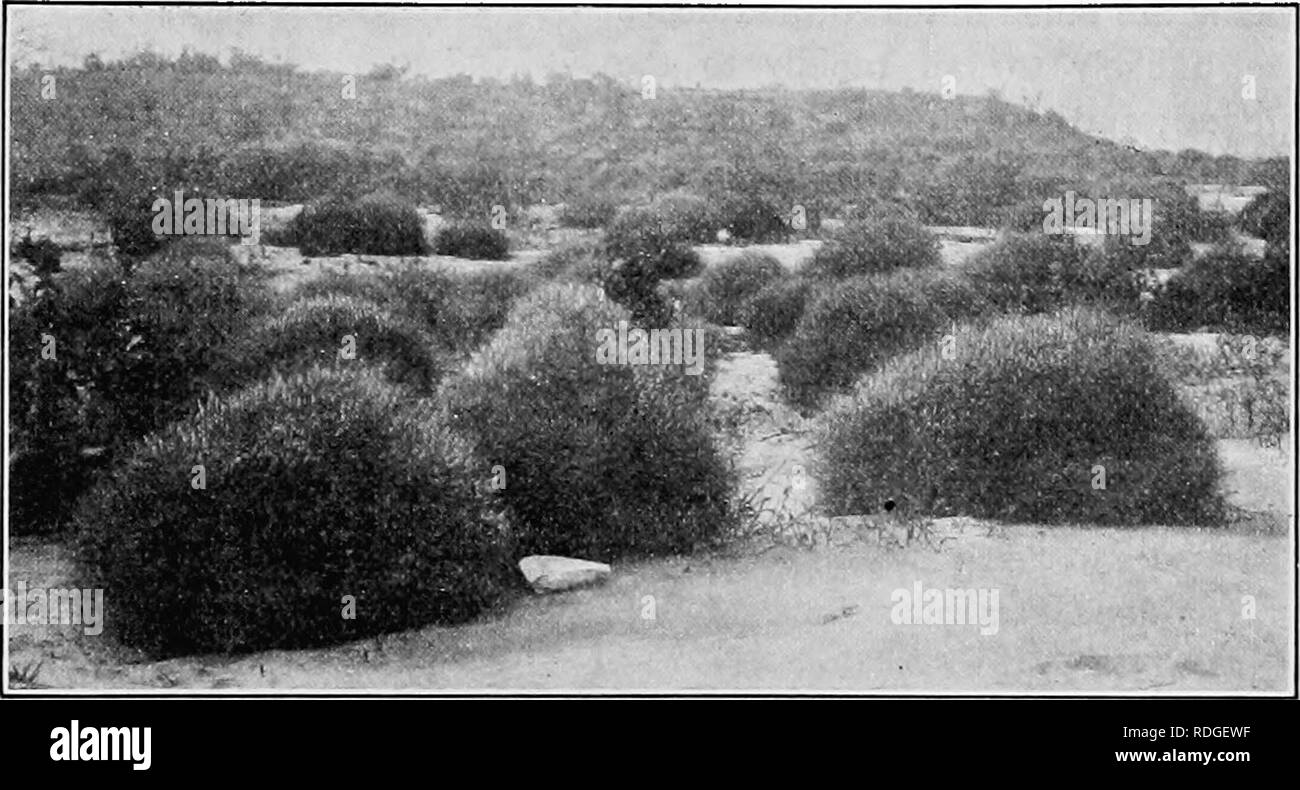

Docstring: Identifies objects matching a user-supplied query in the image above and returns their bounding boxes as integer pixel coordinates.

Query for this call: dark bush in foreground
[818,309,1224,526]
[74,366,511,657]
[692,251,788,325]
[738,276,813,348]
[440,283,735,559]
[1144,243,1289,335]
[433,222,510,260]
[9,243,271,534]
[777,273,947,409]
[802,213,940,280]
[216,294,444,393]
[290,192,427,256]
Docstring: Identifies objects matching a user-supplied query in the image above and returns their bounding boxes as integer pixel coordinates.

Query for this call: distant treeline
[10,51,1290,226]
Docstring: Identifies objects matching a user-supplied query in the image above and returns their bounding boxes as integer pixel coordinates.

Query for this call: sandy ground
[6,342,1292,693]
[694,238,988,272]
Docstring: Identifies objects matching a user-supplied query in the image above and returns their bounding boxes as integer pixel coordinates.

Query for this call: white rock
[518,555,611,593]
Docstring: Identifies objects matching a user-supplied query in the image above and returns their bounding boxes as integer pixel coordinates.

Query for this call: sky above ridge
[8,5,1294,158]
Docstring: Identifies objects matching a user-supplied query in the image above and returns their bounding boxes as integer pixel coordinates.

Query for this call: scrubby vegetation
[74,366,512,657]
[818,309,1225,526]
[439,283,735,560]
[964,233,1140,314]
[9,240,272,534]
[690,251,788,325]
[215,294,445,394]
[802,212,940,280]
[738,276,813,349]
[287,192,427,256]
[603,203,705,324]
[1144,243,1289,335]
[432,222,510,260]
[777,272,950,409]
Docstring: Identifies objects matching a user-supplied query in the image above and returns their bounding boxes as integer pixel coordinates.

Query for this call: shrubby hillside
[11,52,1287,224]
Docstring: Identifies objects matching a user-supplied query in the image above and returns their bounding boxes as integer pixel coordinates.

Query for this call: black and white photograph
[3,1,1294,707]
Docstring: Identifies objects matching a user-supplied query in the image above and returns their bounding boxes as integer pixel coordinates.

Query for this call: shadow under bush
[439,282,736,560]
[818,308,1225,526]
[73,365,512,657]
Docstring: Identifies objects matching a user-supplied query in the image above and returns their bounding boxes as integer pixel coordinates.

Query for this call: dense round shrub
[886,268,993,324]
[433,222,511,260]
[643,190,719,243]
[692,251,788,325]
[738,276,813,348]
[74,366,512,657]
[290,192,427,256]
[9,243,271,534]
[777,273,947,409]
[818,308,1225,526]
[965,233,1139,314]
[216,294,444,394]
[802,213,940,279]
[439,283,736,559]
[1144,243,1289,335]
[117,239,275,436]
